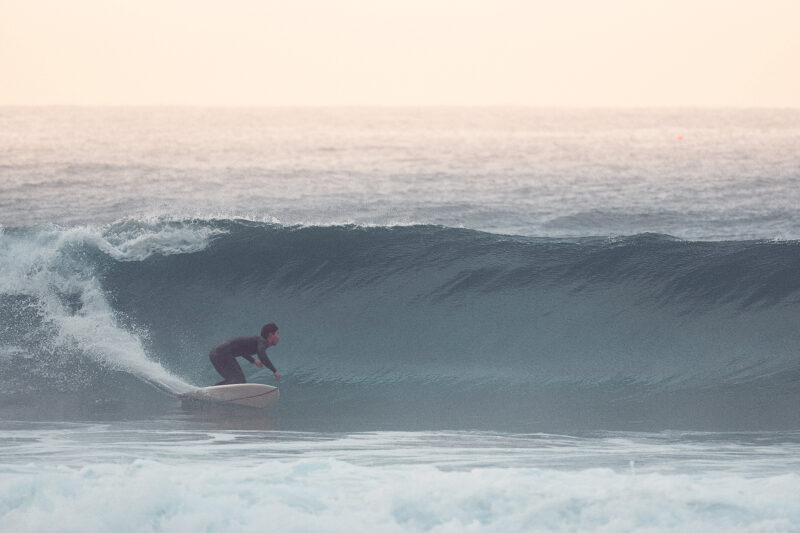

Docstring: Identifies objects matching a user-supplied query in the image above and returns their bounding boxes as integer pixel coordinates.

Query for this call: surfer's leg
[210,350,227,383]
[210,350,246,385]
[225,358,246,384]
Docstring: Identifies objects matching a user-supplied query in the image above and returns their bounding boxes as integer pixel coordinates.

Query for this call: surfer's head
[261,323,279,346]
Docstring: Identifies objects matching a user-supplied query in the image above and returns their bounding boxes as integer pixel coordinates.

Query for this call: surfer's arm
[257,360,279,382]
[243,354,256,364]
[256,343,277,373]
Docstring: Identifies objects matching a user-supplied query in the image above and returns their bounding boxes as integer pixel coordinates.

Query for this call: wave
[2,219,799,430]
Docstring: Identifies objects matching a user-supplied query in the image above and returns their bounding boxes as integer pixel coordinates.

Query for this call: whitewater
[1,107,799,531]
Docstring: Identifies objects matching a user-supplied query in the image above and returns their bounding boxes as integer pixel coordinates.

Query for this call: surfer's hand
[254,361,264,368]
[274,371,281,382]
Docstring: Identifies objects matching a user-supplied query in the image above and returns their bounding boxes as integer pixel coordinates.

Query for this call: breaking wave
[2,218,799,430]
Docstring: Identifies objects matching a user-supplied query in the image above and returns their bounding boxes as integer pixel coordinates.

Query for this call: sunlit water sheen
[2,107,798,239]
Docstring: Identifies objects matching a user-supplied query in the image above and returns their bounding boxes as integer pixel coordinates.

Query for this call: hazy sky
[1,0,798,106]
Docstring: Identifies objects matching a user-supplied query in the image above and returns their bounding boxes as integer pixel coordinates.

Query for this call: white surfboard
[180,384,280,408]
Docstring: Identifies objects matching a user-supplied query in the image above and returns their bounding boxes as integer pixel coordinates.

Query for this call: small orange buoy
[677,135,684,141]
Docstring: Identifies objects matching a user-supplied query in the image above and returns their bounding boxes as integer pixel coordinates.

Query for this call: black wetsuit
[209,335,277,386]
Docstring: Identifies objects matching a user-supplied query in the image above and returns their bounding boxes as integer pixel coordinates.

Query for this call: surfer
[209,323,281,385]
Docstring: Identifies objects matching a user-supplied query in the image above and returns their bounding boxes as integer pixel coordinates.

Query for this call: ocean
[1,107,799,531]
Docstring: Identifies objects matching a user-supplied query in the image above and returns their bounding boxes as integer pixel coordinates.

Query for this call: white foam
[0,224,205,394]
[3,426,799,532]
[0,457,797,532]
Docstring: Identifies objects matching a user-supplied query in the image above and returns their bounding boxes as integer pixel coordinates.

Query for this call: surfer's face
[267,330,280,347]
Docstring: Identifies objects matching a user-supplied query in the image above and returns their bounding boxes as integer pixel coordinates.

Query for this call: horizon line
[2,103,799,110]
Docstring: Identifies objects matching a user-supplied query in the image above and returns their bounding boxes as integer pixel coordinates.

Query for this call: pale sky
[1,0,798,107]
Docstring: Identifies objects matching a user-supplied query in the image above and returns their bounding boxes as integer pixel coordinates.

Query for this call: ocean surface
[1,107,799,531]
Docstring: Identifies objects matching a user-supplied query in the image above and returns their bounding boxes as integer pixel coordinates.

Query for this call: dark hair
[261,323,278,338]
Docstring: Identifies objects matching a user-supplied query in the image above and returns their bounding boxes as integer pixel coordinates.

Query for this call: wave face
[2,219,800,430]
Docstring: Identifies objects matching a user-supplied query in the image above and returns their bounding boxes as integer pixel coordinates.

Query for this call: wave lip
[96,219,228,262]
